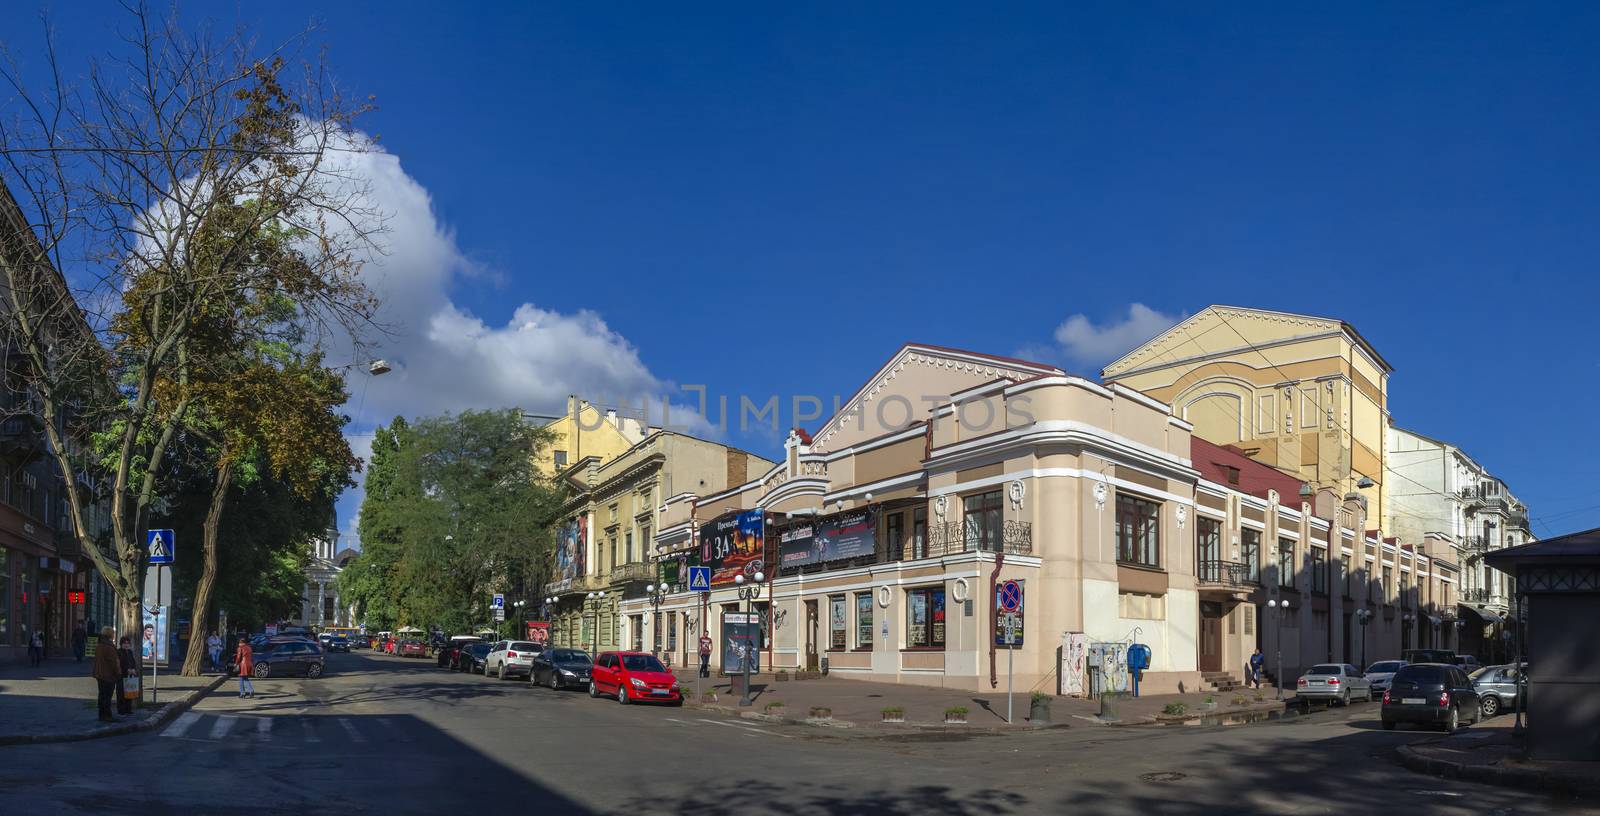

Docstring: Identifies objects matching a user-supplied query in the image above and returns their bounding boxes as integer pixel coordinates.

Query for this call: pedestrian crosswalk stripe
[338,718,366,743]
[208,715,238,740]
[256,717,273,741]
[301,718,320,743]
[161,711,201,738]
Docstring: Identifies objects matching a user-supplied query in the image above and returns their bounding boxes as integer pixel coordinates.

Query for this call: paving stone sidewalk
[0,657,225,744]
[671,668,1287,729]
[1396,719,1600,798]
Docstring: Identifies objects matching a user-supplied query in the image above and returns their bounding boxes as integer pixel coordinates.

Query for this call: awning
[1459,603,1503,626]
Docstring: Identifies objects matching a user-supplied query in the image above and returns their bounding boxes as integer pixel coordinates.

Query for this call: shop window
[906,587,946,649]
[855,592,873,649]
[828,594,847,650]
[1116,494,1161,568]
[963,491,1003,552]
[1241,529,1261,583]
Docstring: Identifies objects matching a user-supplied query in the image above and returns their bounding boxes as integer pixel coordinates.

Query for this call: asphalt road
[1,651,1590,815]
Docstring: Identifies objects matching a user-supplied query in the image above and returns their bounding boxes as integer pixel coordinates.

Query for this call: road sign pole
[152,564,161,705]
[1007,639,1014,724]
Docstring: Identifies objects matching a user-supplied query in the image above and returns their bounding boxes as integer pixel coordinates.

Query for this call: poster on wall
[553,517,587,592]
[525,621,550,645]
[140,605,169,664]
[721,611,762,674]
[829,595,847,650]
[1061,632,1088,696]
[702,509,765,586]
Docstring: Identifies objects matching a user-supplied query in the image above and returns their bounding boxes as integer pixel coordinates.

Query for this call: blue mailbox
[1127,642,1152,697]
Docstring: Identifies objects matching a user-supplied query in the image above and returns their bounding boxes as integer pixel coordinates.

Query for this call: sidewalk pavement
[0,657,227,745]
[671,668,1288,729]
[1395,719,1600,798]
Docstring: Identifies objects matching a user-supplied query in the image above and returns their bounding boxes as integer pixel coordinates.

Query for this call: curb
[0,674,228,746]
[1393,743,1600,798]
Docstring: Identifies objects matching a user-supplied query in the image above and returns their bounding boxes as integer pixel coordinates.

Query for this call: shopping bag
[123,675,141,699]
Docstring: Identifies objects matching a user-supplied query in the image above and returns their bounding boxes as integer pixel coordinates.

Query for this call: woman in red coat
[235,637,255,698]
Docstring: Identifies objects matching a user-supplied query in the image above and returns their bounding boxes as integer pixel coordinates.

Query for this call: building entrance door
[1199,601,1223,673]
[804,600,819,671]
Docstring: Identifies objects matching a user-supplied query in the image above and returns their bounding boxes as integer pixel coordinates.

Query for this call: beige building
[544,431,772,656]
[531,396,651,479]
[1102,305,1394,535]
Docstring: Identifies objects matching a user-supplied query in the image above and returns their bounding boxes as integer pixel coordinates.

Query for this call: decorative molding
[934,494,949,521]
[1007,479,1026,511]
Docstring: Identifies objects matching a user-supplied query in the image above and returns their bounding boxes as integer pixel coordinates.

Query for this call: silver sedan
[1364,660,1409,694]
[1296,663,1373,706]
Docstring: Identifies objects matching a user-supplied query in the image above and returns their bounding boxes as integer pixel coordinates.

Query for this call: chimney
[567,394,578,418]
[606,409,618,429]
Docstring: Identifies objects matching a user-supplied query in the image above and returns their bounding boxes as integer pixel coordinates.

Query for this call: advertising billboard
[721,611,762,674]
[777,523,818,567]
[776,510,877,567]
[141,605,169,664]
[525,621,550,645]
[701,509,765,586]
[553,517,587,592]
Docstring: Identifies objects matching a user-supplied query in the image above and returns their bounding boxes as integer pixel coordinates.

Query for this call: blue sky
[10,3,1599,542]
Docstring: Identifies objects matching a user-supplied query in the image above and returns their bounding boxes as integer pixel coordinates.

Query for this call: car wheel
[498,664,507,681]
[307,663,323,679]
[588,681,599,698]
[618,686,629,705]
[549,673,560,690]
[1337,690,1348,707]
[1382,719,1396,731]
[1480,695,1499,718]
[253,663,270,679]
[1443,706,1459,734]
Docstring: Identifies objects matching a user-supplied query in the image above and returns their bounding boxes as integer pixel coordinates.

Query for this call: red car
[588,651,682,705]
[399,640,427,658]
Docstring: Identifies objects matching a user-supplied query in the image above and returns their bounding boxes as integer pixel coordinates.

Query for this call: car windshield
[1367,661,1404,673]
[1308,664,1343,675]
[1393,665,1447,683]
[508,642,538,651]
[621,655,666,672]
[551,649,590,664]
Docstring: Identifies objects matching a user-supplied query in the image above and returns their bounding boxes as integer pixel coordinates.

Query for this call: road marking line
[338,718,366,743]
[256,718,273,741]
[664,717,696,726]
[208,715,238,740]
[301,718,320,743]
[695,718,792,738]
[161,712,201,738]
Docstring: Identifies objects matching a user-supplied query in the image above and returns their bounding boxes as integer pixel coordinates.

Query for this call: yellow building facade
[532,396,651,479]
[1102,306,1394,533]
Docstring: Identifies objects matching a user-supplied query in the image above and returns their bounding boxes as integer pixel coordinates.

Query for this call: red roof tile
[1191,437,1307,510]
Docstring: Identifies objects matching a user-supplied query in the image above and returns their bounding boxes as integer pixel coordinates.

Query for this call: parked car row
[1292,655,1528,732]
[431,634,682,705]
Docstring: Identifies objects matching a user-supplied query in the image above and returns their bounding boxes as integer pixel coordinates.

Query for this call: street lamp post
[734,572,765,707]
[1268,597,1292,700]
[543,597,558,647]
[644,583,668,659]
[1355,608,1372,669]
[585,591,607,658]
[512,600,526,640]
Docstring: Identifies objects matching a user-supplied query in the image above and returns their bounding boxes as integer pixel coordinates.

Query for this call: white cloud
[320,132,685,546]
[1038,303,1184,372]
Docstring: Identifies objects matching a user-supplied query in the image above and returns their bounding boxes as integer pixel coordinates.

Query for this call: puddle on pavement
[1161,708,1291,727]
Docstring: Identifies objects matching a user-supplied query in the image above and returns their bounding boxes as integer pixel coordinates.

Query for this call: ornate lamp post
[644,582,668,659]
[543,597,558,646]
[1355,608,1373,669]
[1268,597,1292,700]
[585,590,607,657]
[734,571,765,707]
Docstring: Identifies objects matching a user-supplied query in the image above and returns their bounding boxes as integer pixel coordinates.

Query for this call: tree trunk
[181,462,234,676]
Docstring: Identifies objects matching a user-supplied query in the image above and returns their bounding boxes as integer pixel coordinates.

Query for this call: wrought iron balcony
[1461,587,1492,604]
[1458,536,1490,557]
[608,561,655,585]
[926,520,1033,557]
[1196,560,1252,588]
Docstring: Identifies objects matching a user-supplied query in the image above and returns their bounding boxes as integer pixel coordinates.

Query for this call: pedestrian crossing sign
[688,566,711,593]
[147,529,175,565]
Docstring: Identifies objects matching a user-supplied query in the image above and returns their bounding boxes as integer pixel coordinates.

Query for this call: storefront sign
[701,510,765,586]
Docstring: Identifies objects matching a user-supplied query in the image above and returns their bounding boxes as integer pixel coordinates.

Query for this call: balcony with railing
[925,520,1034,557]
[608,561,655,586]
[1461,587,1492,604]
[1196,559,1253,589]
[1459,484,1510,514]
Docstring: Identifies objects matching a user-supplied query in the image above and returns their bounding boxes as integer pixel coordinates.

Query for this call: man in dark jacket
[91,627,119,722]
[72,622,87,663]
[116,635,138,715]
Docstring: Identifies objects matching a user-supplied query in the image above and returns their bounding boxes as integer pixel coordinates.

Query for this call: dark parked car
[1382,663,1480,732]
[532,648,594,690]
[457,642,492,674]
[252,640,326,679]
[326,636,351,653]
[437,636,482,668]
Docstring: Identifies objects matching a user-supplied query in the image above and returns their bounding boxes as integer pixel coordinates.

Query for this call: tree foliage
[340,411,562,634]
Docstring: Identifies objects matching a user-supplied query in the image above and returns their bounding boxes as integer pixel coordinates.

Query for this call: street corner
[1394,727,1600,799]
[0,672,226,746]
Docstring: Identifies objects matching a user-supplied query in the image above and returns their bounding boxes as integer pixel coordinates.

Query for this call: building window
[855,592,873,649]
[912,507,927,560]
[906,587,946,649]
[885,512,904,561]
[1277,538,1295,589]
[1116,494,1162,568]
[1241,529,1261,583]
[1196,517,1221,580]
[610,503,618,522]
[1309,547,1327,594]
[625,532,633,564]
[828,595,847,650]
[963,491,1003,552]
[554,450,568,468]
[667,613,677,652]
[609,538,618,574]
[631,615,644,652]
[1382,566,1394,602]
[1400,569,1410,606]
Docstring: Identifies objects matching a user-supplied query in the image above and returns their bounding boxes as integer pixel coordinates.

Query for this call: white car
[485,641,543,680]
[1364,660,1409,694]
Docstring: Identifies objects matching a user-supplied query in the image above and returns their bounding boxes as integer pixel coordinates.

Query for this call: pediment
[1102,305,1343,379]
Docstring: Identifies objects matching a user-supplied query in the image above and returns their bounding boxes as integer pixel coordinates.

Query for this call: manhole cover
[1139,772,1187,783]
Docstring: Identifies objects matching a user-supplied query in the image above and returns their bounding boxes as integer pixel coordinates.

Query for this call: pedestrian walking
[91,627,119,722]
[1248,647,1265,689]
[116,636,137,715]
[206,631,223,673]
[235,637,255,698]
[698,633,713,678]
[72,622,87,663]
[28,630,43,666]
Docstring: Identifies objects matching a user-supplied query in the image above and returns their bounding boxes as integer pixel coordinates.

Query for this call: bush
[1161,702,1188,716]
[881,706,905,719]
[1231,695,1249,706]
[944,705,969,717]
[763,700,785,713]
[1204,695,1216,704]
[1253,690,1265,701]
[1031,692,1051,703]
[808,706,832,718]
